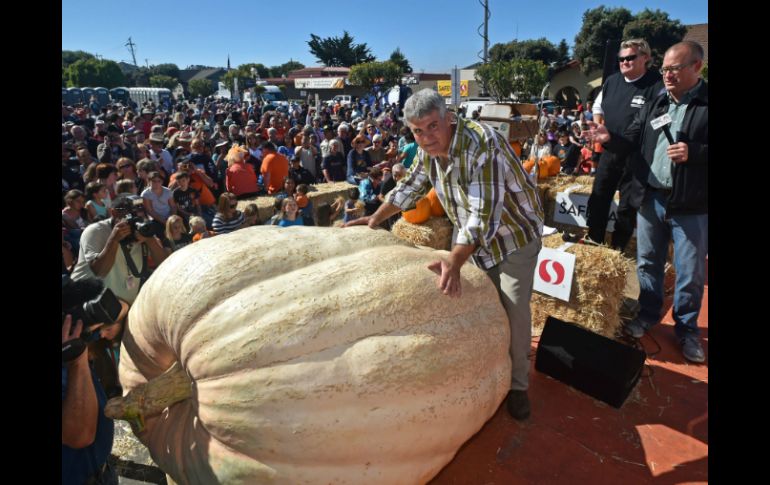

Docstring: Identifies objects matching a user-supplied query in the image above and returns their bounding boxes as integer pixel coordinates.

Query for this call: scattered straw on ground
[391,217,454,250]
[531,233,630,339]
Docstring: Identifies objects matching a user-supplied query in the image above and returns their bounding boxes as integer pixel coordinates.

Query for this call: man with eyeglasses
[586,41,708,363]
[585,38,664,251]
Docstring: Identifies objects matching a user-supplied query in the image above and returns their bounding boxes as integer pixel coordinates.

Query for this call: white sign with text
[553,189,619,232]
[533,246,576,302]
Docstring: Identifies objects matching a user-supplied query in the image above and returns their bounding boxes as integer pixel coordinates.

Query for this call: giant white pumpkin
[113,226,511,484]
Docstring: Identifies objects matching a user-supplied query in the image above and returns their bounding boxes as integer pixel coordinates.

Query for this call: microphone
[650,113,675,144]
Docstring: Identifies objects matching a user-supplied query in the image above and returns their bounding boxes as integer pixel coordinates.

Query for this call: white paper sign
[553,191,618,232]
[533,246,576,302]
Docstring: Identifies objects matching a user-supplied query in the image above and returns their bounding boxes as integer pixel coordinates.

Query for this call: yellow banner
[437,80,469,97]
[437,81,451,97]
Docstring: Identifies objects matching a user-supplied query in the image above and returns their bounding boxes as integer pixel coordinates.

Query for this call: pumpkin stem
[104,361,193,433]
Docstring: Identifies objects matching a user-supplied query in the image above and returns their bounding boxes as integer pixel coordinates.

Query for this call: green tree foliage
[62,50,96,68]
[489,38,562,65]
[64,58,126,88]
[239,63,270,79]
[149,63,180,80]
[149,74,178,90]
[126,67,150,87]
[270,61,305,77]
[557,39,570,64]
[574,6,687,74]
[622,9,687,65]
[573,6,633,74]
[701,62,708,82]
[388,48,412,74]
[474,59,548,102]
[188,79,214,98]
[348,61,402,93]
[308,31,375,67]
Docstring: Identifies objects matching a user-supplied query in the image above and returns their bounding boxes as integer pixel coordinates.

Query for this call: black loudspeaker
[535,316,646,408]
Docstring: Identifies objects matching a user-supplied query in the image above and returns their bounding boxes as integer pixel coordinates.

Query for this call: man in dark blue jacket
[587,41,708,363]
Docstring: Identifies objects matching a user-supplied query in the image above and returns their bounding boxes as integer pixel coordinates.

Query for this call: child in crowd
[85,181,109,223]
[163,215,193,253]
[343,187,365,224]
[115,179,141,201]
[553,130,581,175]
[62,189,87,254]
[295,183,314,225]
[277,198,304,227]
[172,171,201,228]
[190,216,214,242]
[242,203,260,227]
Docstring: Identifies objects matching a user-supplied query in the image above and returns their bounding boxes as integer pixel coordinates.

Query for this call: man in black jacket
[587,41,708,363]
[586,39,664,250]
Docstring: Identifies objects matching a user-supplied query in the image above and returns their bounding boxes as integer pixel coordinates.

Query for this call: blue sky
[62,0,708,73]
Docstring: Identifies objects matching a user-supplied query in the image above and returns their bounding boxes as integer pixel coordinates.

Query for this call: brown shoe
[506,390,531,420]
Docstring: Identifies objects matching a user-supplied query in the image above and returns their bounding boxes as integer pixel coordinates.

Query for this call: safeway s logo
[538,259,565,285]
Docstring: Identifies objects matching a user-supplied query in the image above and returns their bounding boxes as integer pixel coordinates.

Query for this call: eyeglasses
[659,62,696,75]
[617,54,638,63]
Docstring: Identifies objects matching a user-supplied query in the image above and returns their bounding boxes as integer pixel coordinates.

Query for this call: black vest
[601,70,663,136]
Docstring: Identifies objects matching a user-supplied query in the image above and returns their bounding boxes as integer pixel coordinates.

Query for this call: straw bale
[539,175,595,231]
[531,233,630,339]
[391,217,454,250]
[236,181,355,226]
[235,196,279,223]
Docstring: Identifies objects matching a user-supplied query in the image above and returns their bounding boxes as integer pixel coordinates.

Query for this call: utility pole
[125,37,138,67]
[482,0,489,64]
[145,59,149,68]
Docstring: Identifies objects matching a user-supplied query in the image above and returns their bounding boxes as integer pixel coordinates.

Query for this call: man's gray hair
[620,38,653,68]
[404,89,447,122]
[391,162,406,175]
[267,127,277,135]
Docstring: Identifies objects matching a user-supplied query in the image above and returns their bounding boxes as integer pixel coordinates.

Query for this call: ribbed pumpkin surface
[119,226,511,484]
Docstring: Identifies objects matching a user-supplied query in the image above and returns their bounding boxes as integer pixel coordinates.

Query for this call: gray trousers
[484,238,541,391]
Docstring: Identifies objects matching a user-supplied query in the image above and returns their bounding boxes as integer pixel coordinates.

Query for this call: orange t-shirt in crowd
[261,152,289,194]
[226,162,260,197]
[295,193,309,208]
[169,171,216,206]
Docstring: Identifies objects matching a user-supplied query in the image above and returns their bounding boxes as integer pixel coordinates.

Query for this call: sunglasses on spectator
[617,54,638,63]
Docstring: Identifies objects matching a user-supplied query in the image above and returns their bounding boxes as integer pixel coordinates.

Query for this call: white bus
[127,87,173,106]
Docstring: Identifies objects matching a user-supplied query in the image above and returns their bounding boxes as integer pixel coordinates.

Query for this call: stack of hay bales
[236,181,355,225]
[538,175,594,232]
[391,217,454,250]
[531,233,630,339]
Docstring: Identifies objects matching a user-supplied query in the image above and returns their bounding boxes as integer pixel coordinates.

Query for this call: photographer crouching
[70,194,167,305]
[62,276,129,485]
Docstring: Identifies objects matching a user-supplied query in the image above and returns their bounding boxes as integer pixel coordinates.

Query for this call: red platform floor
[430,275,708,485]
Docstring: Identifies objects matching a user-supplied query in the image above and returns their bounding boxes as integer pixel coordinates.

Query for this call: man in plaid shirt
[347,89,544,420]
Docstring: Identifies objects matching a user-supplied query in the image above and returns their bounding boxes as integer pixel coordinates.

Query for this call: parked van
[460,97,495,117]
[260,85,289,112]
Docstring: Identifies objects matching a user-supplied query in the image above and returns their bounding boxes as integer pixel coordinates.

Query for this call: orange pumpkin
[425,188,445,217]
[402,196,432,224]
[542,155,561,177]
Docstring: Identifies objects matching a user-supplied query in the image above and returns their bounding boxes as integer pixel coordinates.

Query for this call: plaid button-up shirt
[387,116,543,269]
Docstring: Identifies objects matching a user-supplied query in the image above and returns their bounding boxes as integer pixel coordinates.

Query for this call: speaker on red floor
[535,316,646,408]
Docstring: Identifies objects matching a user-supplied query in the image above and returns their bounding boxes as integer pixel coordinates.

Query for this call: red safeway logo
[538,259,565,285]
